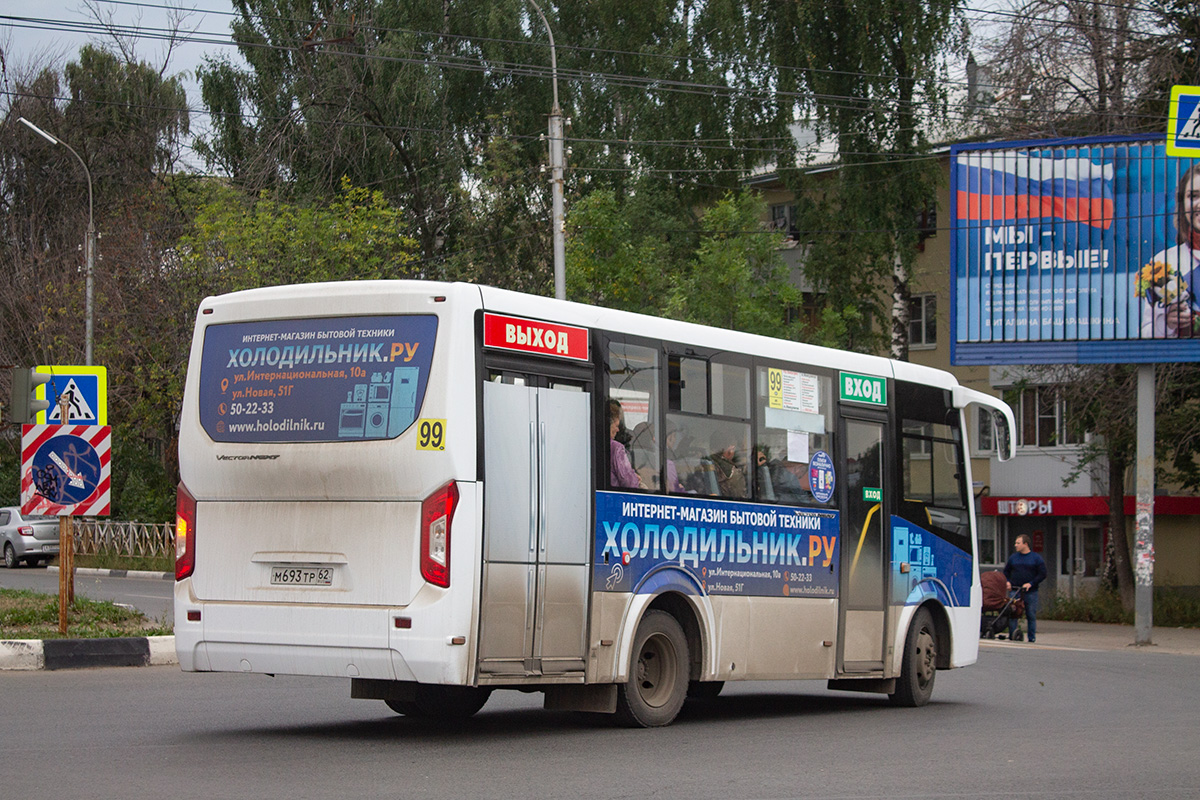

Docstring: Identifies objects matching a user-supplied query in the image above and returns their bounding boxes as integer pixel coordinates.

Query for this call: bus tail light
[176,483,197,581]
[420,481,458,588]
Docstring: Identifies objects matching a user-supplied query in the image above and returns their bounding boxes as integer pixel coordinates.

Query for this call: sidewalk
[981,619,1200,656]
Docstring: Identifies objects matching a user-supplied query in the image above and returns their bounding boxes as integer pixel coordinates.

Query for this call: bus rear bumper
[175,596,472,684]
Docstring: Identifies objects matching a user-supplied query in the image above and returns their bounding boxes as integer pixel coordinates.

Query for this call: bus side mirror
[993,413,1014,462]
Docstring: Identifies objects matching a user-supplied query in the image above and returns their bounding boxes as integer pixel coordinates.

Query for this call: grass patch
[0,588,172,640]
[1043,588,1200,628]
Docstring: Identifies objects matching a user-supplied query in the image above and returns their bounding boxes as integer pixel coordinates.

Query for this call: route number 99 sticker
[416,419,446,450]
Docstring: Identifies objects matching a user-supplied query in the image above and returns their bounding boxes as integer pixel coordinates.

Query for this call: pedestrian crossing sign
[33,365,107,425]
[1167,85,1200,157]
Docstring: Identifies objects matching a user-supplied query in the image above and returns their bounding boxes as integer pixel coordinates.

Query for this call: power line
[0,9,1179,173]
[2,6,1175,118]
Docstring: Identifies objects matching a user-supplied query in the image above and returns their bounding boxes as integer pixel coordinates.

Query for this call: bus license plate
[270,566,333,586]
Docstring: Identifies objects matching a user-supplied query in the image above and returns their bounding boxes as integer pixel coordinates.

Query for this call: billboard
[951,135,1200,365]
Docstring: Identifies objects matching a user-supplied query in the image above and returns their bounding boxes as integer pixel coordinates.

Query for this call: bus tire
[890,607,937,708]
[615,610,689,727]
[388,686,491,720]
[687,680,724,700]
[384,699,420,716]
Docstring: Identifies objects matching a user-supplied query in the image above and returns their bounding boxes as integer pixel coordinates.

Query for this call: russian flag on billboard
[955,152,1115,229]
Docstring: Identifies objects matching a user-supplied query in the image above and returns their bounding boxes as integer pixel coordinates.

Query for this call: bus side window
[754,367,834,505]
[606,341,660,491]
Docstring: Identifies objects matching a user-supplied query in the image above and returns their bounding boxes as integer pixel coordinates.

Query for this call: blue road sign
[1168,86,1200,157]
[34,366,107,425]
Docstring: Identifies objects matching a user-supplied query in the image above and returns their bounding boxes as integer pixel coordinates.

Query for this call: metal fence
[71,519,176,560]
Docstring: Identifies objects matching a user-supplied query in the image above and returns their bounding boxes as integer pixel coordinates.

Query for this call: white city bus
[175,280,1014,726]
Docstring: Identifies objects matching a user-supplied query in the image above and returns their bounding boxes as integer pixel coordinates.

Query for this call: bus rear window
[198,314,437,443]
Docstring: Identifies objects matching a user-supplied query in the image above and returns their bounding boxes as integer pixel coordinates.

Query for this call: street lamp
[526,0,566,301]
[18,116,96,366]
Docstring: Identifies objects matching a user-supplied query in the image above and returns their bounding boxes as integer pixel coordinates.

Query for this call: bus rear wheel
[890,607,937,707]
[615,610,689,727]
[687,680,724,700]
[386,686,492,720]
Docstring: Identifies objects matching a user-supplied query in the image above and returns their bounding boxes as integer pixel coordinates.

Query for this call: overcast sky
[1,0,239,92]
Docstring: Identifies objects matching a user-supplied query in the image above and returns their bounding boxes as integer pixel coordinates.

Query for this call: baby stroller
[980,570,1026,640]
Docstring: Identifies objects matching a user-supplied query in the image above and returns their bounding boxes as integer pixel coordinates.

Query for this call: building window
[909,294,937,348]
[975,407,995,455]
[769,203,798,239]
[977,516,1000,566]
[1004,387,1082,448]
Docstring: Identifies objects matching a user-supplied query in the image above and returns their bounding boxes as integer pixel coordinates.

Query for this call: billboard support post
[1135,364,1155,644]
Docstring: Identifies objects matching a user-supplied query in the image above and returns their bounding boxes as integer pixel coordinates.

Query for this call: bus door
[837,412,890,673]
[478,370,592,677]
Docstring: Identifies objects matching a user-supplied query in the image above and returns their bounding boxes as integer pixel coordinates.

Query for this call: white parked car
[0,507,59,568]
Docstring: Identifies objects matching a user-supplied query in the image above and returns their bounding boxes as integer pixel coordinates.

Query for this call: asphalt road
[3,643,1197,800]
[0,565,173,623]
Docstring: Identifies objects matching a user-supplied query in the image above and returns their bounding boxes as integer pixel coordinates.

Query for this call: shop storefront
[979,496,1200,597]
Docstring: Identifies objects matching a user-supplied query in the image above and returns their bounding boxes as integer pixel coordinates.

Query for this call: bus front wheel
[615,610,689,727]
[890,607,937,707]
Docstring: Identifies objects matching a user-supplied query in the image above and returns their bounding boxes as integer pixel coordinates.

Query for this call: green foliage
[1043,589,1131,625]
[568,187,800,338]
[109,435,175,523]
[0,437,19,507]
[181,178,419,290]
[759,0,964,356]
[63,45,190,174]
[0,587,170,639]
[1044,588,1200,628]
[665,191,798,338]
[566,188,671,314]
[73,553,173,573]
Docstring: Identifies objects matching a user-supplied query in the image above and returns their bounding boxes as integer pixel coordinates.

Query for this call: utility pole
[1134,364,1155,644]
[527,0,566,300]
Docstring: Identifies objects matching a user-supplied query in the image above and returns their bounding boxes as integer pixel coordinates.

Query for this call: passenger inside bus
[663,423,685,493]
[755,446,810,503]
[629,422,660,490]
[609,400,645,490]
[707,430,747,498]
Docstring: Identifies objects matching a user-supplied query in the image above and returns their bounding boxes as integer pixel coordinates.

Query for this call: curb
[0,635,176,671]
[47,566,173,580]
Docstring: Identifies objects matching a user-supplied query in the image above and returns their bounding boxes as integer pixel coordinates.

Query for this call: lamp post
[526,0,566,301]
[18,117,95,366]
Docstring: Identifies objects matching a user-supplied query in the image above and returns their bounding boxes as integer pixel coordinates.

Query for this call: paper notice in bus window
[769,369,820,414]
[787,430,810,463]
[198,314,437,443]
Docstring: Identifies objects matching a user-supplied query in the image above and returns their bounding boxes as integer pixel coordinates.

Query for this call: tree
[567,187,799,336]
[196,2,803,293]
[664,190,798,338]
[178,178,419,291]
[0,43,191,520]
[754,0,967,357]
[195,0,554,272]
[977,0,1162,137]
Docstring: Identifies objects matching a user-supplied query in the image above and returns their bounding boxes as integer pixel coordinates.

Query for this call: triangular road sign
[47,378,99,423]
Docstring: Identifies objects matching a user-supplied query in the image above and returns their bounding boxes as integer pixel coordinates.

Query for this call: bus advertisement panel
[595,491,839,598]
[951,135,1200,365]
[198,314,437,443]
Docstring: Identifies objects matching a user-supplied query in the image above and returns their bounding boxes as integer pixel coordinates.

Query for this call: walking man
[1004,533,1047,642]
